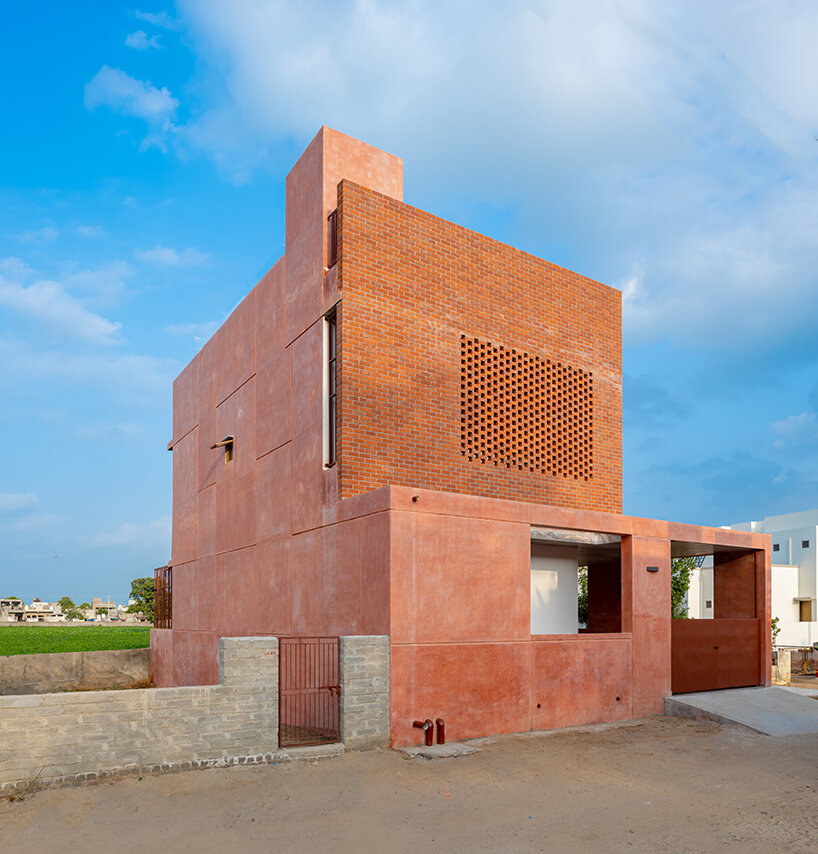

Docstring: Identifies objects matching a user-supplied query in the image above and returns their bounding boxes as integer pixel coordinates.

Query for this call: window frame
[323,308,338,468]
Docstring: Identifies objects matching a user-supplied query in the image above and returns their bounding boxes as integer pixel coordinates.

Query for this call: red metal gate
[278,637,340,747]
[671,618,761,693]
[154,565,172,628]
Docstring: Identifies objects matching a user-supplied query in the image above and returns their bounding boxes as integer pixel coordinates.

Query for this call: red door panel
[671,620,718,693]
[716,619,761,689]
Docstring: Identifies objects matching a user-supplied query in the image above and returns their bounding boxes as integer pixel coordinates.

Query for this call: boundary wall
[0,635,389,795]
[0,648,150,695]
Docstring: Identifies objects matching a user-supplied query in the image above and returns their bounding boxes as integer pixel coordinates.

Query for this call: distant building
[92,597,121,621]
[689,509,817,647]
[0,598,24,621]
[23,601,64,623]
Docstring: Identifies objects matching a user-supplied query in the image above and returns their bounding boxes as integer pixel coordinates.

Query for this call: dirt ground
[2,716,817,853]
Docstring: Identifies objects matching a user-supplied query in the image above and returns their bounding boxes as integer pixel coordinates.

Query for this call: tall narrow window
[324,310,337,467]
[327,209,338,268]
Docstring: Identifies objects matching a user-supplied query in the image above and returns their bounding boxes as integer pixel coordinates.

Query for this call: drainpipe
[435,718,445,745]
[412,719,434,746]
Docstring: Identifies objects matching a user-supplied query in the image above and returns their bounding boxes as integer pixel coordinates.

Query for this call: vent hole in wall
[459,335,594,479]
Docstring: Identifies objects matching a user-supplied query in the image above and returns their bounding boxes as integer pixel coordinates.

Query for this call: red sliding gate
[671,619,761,694]
[278,637,340,747]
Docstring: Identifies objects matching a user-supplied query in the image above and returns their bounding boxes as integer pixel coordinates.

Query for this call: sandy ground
[2,716,817,853]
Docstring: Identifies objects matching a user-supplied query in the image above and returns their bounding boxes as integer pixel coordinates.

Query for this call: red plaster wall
[157,128,403,687]
[622,535,672,717]
[337,180,622,513]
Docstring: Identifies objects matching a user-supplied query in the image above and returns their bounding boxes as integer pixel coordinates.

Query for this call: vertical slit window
[326,311,337,467]
[327,209,338,268]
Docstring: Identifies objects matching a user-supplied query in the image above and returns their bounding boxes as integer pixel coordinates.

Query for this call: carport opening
[530,528,622,635]
[673,540,758,620]
[670,540,764,695]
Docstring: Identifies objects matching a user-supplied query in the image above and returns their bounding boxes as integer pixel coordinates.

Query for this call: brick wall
[337,180,622,513]
[1,635,391,793]
[340,635,390,749]
[0,637,280,793]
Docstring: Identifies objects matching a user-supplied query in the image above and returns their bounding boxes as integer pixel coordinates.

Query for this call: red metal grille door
[278,637,340,747]
[154,566,172,628]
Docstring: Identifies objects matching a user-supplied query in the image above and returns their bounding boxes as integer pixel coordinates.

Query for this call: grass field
[0,625,151,656]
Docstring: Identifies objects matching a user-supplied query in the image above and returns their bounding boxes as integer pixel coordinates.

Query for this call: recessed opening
[327,209,338,268]
[323,309,338,467]
[673,541,758,620]
[210,435,234,464]
[530,527,621,634]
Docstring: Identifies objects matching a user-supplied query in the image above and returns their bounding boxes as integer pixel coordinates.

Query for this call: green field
[0,625,151,656]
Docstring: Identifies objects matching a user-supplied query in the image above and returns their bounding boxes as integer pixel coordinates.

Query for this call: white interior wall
[687,567,714,619]
[530,544,578,635]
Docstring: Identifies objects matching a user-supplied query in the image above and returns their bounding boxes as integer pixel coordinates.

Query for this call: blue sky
[2,1,818,603]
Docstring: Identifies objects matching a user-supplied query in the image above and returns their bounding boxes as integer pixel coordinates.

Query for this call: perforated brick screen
[460,336,594,479]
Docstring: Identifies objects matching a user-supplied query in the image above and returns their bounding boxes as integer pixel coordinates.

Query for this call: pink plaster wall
[386,487,767,747]
[157,128,404,687]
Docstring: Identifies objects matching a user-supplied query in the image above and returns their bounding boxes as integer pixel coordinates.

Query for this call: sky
[2,0,818,604]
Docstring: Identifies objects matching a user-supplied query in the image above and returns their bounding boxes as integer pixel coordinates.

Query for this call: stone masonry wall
[340,635,390,749]
[0,648,150,695]
[0,637,279,793]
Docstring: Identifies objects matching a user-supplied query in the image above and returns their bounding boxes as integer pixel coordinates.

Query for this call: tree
[80,602,91,609]
[771,616,781,648]
[671,557,697,619]
[58,595,76,612]
[577,566,588,627]
[128,576,155,621]
[578,559,695,624]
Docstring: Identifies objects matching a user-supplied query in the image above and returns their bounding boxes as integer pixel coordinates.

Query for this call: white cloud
[76,422,145,442]
[165,320,219,340]
[0,275,121,344]
[135,245,209,266]
[0,338,174,405]
[125,30,161,50]
[76,224,105,238]
[64,261,134,305]
[90,516,170,548]
[7,513,64,533]
[0,493,38,513]
[156,0,818,351]
[0,257,33,279]
[133,10,179,30]
[84,66,178,149]
[17,226,58,243]
[771,412,818,449]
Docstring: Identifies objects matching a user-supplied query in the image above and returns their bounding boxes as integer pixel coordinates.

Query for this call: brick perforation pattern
[460,336,593,479]
[337,179,622,513]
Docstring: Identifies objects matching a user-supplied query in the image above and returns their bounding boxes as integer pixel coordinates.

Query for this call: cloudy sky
[3,0,818,603]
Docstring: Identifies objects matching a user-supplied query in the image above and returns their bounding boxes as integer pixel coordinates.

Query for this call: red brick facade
[337,180,622,512]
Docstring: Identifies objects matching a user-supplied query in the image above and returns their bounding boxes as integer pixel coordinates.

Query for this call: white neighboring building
[689,509,817,647]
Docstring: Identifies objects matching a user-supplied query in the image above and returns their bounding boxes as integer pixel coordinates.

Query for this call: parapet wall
[0,648,150,695]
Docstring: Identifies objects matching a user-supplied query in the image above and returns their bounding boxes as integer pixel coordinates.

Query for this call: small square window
[773,543,780,552]
[705,600,712,609]
[802,540,810,549]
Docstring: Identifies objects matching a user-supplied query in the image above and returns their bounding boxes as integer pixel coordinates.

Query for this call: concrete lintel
[530,527,621,547]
